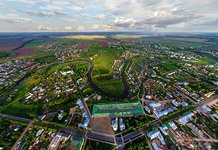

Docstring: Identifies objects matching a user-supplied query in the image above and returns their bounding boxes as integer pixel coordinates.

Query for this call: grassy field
[24,40,45,47]
[111,34,143,39]
[93,75,124,96]
[0,73,42,117]
[88,46,122,70]
[188,57,216,65]
[83,42,125,95]
[158,57,181,75]
[1,100,42,118]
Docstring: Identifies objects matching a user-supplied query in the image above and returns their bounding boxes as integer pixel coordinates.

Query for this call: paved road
[186,137,218,143]
[80,98,92,121]
[193,138,218,142]
[0,113,85,136]
[116,120,160,147]
[175,87,197,104]
[1,80,210,149]
[3,55,217,148]
[198,95,218,106]
[83,104,195,148]
[1,102,194,148]
[11,120,34,150]
[86,130,115,144]
[115,105,195,148]
[0,113,31,123]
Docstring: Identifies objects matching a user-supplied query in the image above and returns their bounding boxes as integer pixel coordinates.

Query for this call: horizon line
[0,31,218,34]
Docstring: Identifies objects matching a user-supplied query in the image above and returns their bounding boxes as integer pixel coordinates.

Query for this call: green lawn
[111,34,143,39]
[85,43,124,72]
[33,52,56,64]
[189,57,216,65]
[158,57,181,74]
[1,74,42,117]
[24,40,45,47]
[1,101,42,118]
[84,43,125,95]
[93,75,124,96]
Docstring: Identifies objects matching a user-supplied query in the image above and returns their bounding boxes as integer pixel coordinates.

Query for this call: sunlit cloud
[0,0,218,31]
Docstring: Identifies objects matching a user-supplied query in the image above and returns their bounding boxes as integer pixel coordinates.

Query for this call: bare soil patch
[17,46,38,56]
[92,116,114,135]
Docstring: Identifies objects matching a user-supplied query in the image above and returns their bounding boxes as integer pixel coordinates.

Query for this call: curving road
[84,60,129,99]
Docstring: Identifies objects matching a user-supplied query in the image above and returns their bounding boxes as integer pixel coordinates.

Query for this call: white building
[119,118,126,131]
[181,101,189,107]
[147,129,166,145]
[49,133,62,150]
[152,142,163,150]
[168,121,177,130]
[178,112,194,125]
[112,118,118,131]
[144,106,151,113]
[201,105,212,113]
[77,99,83,109]
[78,112,89,128]
[159,126,168,135]
[149,102,162,110]
[172,100,179,107]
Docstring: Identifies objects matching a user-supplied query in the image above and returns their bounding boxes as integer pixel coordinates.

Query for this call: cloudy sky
[0,0,218,32]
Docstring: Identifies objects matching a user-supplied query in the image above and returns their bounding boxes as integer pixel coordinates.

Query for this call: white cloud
[104,25,123,31]
[1,0,218,31]
[95,14,106,20]
[93,24,100,30]
[8,0,50,3]
[104,0,218,31]
[77,25,85,31]
[65,26,73,30]
[167,22,186,29]
[63,18,78,23]
[0,14,32,23]
[45,1,82,11]
[115,17,136,27]
[24,9,67,17]
[92,24,123,31]
[0,2,5,8]
[37,25,57,31]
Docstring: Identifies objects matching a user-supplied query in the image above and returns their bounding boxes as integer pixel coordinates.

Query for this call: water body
[85,60,129,99]
[0,96,4,103]
[0,76,28,104]
[10,77,27,93]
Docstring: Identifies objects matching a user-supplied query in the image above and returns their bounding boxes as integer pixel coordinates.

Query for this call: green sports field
[92,101,144,116]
